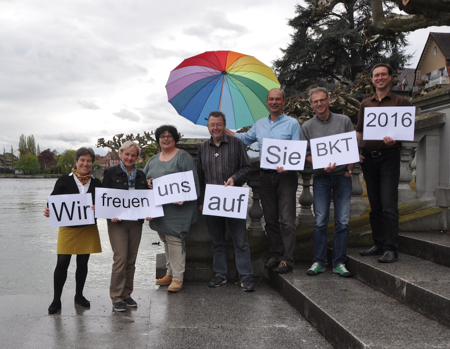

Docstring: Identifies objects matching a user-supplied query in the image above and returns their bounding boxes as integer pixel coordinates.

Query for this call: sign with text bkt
[363,106,416,141]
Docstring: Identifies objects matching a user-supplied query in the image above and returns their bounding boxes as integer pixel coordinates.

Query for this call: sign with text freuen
[153,170,197,206]
[310,131,359,170]
[202,184,249,219]
[48,194,95,227]
[363,106,416,141]
[260,138,307,170]
[94,188,164,220]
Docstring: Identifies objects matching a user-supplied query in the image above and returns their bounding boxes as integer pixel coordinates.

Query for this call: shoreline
[0,174,60,178]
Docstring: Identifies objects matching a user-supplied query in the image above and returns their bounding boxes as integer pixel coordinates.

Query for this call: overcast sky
[1,0,449,156]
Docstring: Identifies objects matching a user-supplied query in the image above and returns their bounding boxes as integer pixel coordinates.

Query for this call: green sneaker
[333,264,352,277]
[306,262,326,275]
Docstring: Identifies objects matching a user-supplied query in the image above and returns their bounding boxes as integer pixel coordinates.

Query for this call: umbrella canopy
[165,50,281,129]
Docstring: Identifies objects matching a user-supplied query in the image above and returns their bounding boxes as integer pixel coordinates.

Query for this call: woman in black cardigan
[102,141,148,312]
[44,147,102,314]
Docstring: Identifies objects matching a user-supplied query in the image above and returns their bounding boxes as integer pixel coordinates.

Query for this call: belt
[260,169,278,174]
[364,147,399,158]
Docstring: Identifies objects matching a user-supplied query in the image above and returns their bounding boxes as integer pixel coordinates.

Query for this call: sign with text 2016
[310,131,359,170]
[153,170,197,206]
[202,184,249,220]
[260,138,307,170]
[48,194,95,227]
[95,188,164,220]
[363,106,416,141]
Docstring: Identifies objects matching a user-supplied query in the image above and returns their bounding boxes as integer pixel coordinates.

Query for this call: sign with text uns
[363,106,416,141]
[260,138,307,170]
[95,188,164,220]
[310,131,359,170]
[202,184,249,220]
[48,194,95,227]
[153,170,197,206]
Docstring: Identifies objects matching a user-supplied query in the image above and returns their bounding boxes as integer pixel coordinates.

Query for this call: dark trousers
[260,171,298,266]
[361,148,400,251]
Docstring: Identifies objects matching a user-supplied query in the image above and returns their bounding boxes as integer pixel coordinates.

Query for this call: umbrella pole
[218,73,226,111]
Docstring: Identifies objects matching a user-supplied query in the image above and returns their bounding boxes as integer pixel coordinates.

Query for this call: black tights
[52,254,90,303]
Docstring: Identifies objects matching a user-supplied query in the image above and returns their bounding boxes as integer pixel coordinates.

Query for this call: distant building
[392,68,415,97]
[95,151,120,169]
[0,152,19,173]
[413,32,450,92]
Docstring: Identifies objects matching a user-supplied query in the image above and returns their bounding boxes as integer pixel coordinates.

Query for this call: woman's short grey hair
[74,147,95,163]
[308,87,330,103]
[119,141,141,155]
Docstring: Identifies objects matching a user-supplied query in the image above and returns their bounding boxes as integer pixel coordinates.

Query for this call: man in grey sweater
[301,87,355,277]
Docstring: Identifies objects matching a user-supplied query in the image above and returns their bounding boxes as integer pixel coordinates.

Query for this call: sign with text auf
[48,194,95,227]
[202,184,249,219]
[153,170,197,206]
[95,188,164,220]
[310,131,359,169]
[260,138,307,170]
[363,106,415,141]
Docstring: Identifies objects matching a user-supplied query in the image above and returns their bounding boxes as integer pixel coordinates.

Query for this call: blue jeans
[205,215,253,281]
[312,174,352,267]
[361,148,400,251]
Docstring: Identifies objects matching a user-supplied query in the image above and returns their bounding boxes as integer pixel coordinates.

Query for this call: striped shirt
[197,134,251,205]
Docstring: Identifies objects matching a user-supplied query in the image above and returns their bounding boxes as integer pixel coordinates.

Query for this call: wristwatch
[346,169,353,174]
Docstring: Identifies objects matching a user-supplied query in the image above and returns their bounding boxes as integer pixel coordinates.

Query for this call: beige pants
[158,232,185,282]
[107,220,143,303]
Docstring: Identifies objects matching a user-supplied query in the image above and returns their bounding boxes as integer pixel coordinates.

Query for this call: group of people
[44,62,408,314]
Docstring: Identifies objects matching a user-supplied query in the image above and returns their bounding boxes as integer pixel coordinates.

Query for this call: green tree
[18,134,27,157]
[97,132,159,158]
[273,0,411,95]
[27,135,36,155]
[37,144,40,155]
[2,148,6,174]
[10,146,15,172]
[17,154,40,174]
[92,162,102,170]
[57,150,76,174]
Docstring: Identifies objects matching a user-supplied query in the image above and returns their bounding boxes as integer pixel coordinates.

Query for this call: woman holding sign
[102,141,149,312]
[144,125,200,293]
[44,147,102,315]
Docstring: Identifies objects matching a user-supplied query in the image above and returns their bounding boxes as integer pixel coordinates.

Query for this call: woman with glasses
[143,125,199,292]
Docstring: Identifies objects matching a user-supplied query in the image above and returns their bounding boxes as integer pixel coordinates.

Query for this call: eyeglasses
[208,123,224,128]
[311,98,328,105]
[160,135,173,140]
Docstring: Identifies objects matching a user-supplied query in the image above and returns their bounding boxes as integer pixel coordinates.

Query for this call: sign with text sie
[48,194,95,227]
[95,188,164,220]
[202,184,249,219]
[153,170,197,206]
[363,106,415,141]
[260,138,307,170]
[310,131,359,170]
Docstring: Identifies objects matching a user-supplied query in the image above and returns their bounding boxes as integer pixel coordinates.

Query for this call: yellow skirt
[57,225,102,255]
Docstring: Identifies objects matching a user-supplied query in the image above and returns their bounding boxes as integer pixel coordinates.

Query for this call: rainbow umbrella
[165,50,280,129]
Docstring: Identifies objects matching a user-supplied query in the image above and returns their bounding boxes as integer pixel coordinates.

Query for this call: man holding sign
[356,63,412,263]
[302,87,355,277]
[198,111,254,292]
[225,89,301,274]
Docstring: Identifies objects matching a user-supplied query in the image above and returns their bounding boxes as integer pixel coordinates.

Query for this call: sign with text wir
[48,193,95,227]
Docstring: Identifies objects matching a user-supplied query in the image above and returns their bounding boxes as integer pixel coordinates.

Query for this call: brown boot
[156,274,173,286]
[168,280,183,292]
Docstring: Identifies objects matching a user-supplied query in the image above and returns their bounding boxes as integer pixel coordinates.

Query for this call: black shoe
[359,246,384,256]
[48,301,61,315]
[113,302,127,312]
[74,295,90,308]
[264,258,280,269]
[208,276,227,288]
[378,251,398,263]
[240,277,255,292]
[124,297,137,307]
[274,261,293,274]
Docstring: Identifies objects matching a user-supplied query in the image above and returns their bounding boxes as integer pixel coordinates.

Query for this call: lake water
[0,178,165,296]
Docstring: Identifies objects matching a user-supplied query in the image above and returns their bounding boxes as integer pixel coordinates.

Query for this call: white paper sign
[48,194,95,227]
[153,170,197,206]
[310,131,360,170]
[363,106,415,141]
[202,184,249,219]
[95,188,164,220]
[260,138,307,170]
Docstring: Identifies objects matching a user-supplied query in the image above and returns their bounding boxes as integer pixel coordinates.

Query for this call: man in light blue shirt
[225,88,301,274]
